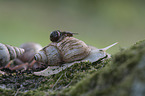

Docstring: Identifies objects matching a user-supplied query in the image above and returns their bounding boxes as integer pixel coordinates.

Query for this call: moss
[55,40,145,96]
[0,88,14,96]
[0,40,145,96]
[0,54,108,95]
[36,60,109,93]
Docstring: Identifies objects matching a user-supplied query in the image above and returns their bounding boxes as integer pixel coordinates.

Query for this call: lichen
[0,40,145,96]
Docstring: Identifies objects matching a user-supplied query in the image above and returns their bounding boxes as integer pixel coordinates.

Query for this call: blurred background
[0,0,145,54]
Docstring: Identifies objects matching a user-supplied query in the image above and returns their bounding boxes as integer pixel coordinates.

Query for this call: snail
[0,43,25,68]
[5,42,43,71]
[33,30,118,76]
[34,30,90,66]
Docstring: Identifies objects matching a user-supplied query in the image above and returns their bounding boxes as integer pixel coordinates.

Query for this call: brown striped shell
[0,43,25,67]
[34,37,91,66]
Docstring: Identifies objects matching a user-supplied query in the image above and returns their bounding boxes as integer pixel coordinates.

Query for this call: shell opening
[34,54,39,61]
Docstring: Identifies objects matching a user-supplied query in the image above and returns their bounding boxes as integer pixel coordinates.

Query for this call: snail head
[50,30,78,42]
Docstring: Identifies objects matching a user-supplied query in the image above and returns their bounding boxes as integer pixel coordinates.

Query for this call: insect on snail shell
[0,43,25,67]
[34,30,90,66]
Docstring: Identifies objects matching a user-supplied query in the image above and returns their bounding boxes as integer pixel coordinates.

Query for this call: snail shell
[0,43,25,67]
[10,42,43,71]
[34,37,91,66]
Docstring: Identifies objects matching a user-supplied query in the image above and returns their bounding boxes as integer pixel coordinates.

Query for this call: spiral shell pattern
[35,37,90,66]
[0,43,25,67]
[34,45,61,66]
[56,37,90,62]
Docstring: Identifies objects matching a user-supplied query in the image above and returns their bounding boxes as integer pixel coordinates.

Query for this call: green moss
[54,40,145,96]
[37,60,109,92]
[0,54,108,95]
[0,88,14,96]
[1,40,145,96]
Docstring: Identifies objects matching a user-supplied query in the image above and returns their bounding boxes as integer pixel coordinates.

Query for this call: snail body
[34,37,90,66]
[0,43,24,67]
